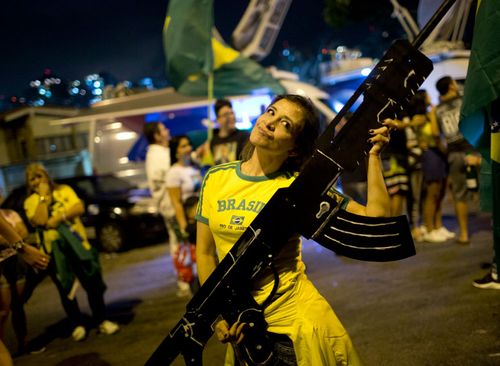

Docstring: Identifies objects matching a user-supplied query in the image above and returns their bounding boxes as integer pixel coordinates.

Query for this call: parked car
[0,174,167,252]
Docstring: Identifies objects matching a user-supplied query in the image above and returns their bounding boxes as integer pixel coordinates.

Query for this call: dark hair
[169,135,191,164]
[214,99,232,118]
[183,195,199,212]
[143,122,162,144]
[241,94,320,173]
[408,90,429,117]
[436,76,453,96]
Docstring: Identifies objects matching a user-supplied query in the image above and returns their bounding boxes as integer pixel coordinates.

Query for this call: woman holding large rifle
[196,94,394,365]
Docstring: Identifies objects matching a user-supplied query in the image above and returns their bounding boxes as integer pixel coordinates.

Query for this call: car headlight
[129,198,159,215]
[113,207,124,215]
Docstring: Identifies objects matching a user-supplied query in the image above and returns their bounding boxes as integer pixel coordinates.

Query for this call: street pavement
[7,211,500,366]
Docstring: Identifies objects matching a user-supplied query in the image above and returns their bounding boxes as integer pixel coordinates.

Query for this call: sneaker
[472,273,500,290]
[422,229,447,243]
[72,325,86,341]
[411,227,423,242]
[176,281,192,298]
[436,226,456,239]
[176,288,192,298]
[419,226,428,236]
[99,320,119,335]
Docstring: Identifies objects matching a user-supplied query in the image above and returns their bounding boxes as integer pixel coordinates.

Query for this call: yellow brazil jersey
[196,161,305,304]
[197,162,361,366]
[24,184,91,253]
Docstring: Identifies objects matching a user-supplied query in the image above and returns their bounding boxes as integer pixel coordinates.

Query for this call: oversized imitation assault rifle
[147,1,457,364]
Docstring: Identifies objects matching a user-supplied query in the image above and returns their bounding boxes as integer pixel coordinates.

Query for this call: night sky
[1,0,329,97]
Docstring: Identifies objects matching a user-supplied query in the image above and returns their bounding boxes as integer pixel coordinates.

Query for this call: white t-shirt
[145,144,173,217]
[166,165,202,201]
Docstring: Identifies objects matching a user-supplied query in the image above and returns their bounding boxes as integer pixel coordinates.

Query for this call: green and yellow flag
[459,0,500,272]
[163,0,285,98]
[162,0,213,89]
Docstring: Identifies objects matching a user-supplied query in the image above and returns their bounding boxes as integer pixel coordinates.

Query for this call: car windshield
[68,175,135,197]
[95,175,136,193]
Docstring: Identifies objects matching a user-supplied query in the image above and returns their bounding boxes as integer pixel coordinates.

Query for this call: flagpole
[412,0,457,49]
[207,71,214,143]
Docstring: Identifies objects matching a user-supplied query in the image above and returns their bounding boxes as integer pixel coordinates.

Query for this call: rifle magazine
[312,209,416,262]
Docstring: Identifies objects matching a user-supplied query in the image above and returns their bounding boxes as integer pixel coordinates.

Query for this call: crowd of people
[0,77,497,364]
[375,77,482,247]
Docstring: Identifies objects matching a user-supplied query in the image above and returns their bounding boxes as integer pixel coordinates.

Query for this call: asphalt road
[8,212,500,366]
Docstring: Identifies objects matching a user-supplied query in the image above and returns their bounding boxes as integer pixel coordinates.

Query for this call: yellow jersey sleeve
[24,193,40,222]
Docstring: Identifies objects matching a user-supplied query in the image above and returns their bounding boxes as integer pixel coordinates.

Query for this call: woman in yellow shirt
[409,90,450,243]
[196,94,393,365]
[24,163,119,342]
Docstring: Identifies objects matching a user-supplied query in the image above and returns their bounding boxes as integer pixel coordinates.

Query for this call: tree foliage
[322,0,418,57]
[323,0,395,28]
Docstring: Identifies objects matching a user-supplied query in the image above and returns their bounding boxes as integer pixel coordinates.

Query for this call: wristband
[10,240,24,252]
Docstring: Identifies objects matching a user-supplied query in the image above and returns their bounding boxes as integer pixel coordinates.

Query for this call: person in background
[472,157,499,290]
[166,135,202,297]
[183,195,200,294]
[23,163,119,342]
[403,112,424,241]
[0,209,49,356]
[143,122,185,295]
[144,121,173,223]
[403,89,450,243]
[183,196,200,246]
[407,90,449,243]
[198,99,250,166]
[472,100,499,290]
[434,76,482,244]
[0,208,49,365]
[380,117,410,216]
[196,94,394,365]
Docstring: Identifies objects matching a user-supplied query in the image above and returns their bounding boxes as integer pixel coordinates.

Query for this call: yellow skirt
[224,273,363,365]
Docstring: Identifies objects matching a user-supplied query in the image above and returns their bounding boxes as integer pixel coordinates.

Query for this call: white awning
[50,88,210,126]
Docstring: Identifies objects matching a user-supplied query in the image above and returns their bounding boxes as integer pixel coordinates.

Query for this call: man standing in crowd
[143,122,191,297]
[434,76,481,244]
[199,99,250,166]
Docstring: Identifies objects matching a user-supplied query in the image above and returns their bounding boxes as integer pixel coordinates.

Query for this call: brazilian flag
[163,0,285,98]
[459,1,500,272]
[162,0,213,89]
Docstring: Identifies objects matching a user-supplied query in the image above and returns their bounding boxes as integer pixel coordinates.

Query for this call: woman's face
[27,170,49,193]
[250,98,305,157]
[155,123,170,146]
[176,137,192,159]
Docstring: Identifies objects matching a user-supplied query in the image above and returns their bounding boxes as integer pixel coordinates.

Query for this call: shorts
[0,253,27,288]
[422,148,448,182]
[448,151,468,202]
